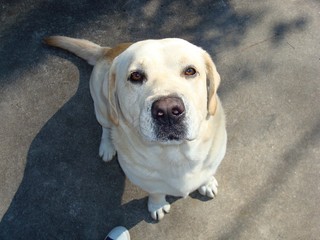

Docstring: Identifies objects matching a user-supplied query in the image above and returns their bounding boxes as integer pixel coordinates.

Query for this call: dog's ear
[90,61,119,128]
[203,51,221,115]
[90,43,132,127]
[89,69,116,128]
[104,43,133,126]
[106,63,119,126]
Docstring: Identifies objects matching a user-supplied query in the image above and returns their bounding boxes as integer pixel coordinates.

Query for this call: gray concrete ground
[0,0,319,239]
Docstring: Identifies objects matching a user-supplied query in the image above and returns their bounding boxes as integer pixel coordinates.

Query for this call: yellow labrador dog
[45,36,227,220]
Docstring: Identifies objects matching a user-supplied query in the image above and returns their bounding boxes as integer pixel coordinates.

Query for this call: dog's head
[106,38,220,144]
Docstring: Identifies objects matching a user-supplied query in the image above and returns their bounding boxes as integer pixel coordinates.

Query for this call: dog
[45,36,227,220]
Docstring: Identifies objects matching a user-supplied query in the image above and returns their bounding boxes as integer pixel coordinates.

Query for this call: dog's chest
[111,116,226,196]
[115,137,215,197]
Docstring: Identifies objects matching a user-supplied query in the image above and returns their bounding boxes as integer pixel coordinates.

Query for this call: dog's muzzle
[151,96,186,141]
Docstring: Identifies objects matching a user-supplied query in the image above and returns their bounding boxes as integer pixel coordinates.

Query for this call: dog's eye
[184,67,197,76]
[128,71,145,84]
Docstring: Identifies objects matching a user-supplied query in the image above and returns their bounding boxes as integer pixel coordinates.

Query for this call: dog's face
[107,38,220,143]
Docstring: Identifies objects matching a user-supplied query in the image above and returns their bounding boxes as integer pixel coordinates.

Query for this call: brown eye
[184,67,197,76]
[128,71,145,84]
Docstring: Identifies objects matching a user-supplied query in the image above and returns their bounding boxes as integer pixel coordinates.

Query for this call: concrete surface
[0,0,319,239]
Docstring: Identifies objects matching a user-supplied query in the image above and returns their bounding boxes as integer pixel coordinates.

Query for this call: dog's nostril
[172,107,183,116]
[157,110,165,117]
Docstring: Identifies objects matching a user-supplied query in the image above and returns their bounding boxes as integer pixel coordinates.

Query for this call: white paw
[148,195,171,221]
[198,176,219,198]
[99,138,116,162]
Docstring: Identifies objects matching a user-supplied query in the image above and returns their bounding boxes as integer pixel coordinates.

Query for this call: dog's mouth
[157,134,184,143]
[154,124,186,142]
[167,134,181,141]
[155,136,195,144]
[139,123,194,144]
[154,124,197,143]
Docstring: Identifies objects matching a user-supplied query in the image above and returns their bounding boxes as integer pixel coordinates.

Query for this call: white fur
[46,36,227,221]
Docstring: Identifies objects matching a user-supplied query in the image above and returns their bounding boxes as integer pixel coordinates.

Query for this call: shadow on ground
[0,0,260,88]
[0,1,287,239]
[0,54,151,239]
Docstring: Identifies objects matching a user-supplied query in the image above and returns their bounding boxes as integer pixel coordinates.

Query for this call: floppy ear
[203,51,221,115]
[106,63,119,126]
[105,43,133,125]
[91,43,132,127]
[90,62,119,128]
[93,63,119,127]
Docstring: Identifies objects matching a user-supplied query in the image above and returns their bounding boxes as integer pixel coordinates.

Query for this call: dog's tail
[44,36,109,66]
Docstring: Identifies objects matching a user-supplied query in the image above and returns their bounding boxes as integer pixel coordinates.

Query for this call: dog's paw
[198,176,219,198]
[99,138,116,162]
[148,194,170,221]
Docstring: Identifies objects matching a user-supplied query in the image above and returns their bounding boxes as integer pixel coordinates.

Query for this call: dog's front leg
[148,193,170,221]
[198,176,219,198]
[99,127,116,162]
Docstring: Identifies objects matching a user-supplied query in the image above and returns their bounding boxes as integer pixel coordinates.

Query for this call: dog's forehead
[133,38,200,51]
[120,38,204,64]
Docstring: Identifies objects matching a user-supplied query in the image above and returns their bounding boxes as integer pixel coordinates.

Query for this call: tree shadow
[0,0,262,88]
[0,0,126,88]
[271,16,308,46]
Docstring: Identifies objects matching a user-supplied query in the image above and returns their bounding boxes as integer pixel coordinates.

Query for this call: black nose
[151,96,185,125]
